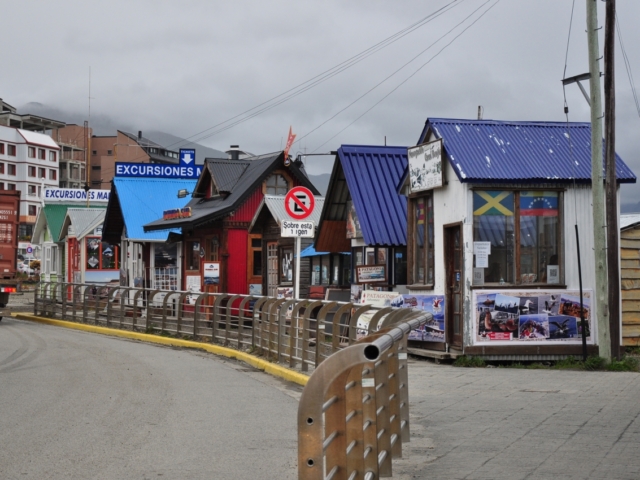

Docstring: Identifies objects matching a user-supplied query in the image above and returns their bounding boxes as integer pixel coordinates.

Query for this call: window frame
[86,237,120,271]
[279,245,294,285]
[28,146,35,158]
[407,192,435,289]
[0,163,5,174]
[7,144,16,156]
[49,169,57,181]
[28,205,37,216]
[263,171,292,195]
[471,187,564,287]
[185,241,201,271]
[8,163,16,176]
[0,143,4,154]
[28,166,36,177]
[49,151,57,162]
[38,148,46,160]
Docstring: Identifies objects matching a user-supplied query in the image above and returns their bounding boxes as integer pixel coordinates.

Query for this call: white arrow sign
[182,153,193,164]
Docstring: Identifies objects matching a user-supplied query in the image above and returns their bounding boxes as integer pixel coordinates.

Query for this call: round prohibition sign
[284,186,315,220]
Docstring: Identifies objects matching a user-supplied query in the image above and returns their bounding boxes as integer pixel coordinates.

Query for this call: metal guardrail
[297,309,432,480]
[33,282,417,372]
[33,281,431,478]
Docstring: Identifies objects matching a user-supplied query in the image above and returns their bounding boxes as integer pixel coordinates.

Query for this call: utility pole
[586,0,610,360]
[604,0,621,360]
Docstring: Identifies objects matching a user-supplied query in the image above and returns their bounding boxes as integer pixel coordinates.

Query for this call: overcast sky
[4,0,640,202]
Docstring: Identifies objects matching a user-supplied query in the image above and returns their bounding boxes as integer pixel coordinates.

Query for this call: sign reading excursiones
[115,162,203,179]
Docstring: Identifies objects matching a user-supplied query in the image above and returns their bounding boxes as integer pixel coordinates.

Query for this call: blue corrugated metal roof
[338,145,408,246]
[419,118,636,184]
[114,177,196,241]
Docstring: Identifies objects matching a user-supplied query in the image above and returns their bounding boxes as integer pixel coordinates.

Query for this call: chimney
[228,145,240,160]
[138,130,142,139]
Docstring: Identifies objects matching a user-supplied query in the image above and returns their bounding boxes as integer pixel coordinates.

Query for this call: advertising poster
[407,139,444,192]
[186,275,201,304]
[346,201,362,239]
[474,290,592,344]
[203,262,220,285]
[357,290,445,343]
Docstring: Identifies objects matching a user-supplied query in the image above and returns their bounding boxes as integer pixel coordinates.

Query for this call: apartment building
[0,125,60,238]
[50,124,88,189]
[89,130,180,188]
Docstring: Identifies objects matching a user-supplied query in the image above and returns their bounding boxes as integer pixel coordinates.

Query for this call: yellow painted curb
[13,313,309,386]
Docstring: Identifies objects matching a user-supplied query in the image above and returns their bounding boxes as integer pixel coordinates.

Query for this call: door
[445,224,463,348]
[267,242,278,297]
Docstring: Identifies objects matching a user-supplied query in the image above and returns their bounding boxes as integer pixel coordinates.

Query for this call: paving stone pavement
[394,359,640,480]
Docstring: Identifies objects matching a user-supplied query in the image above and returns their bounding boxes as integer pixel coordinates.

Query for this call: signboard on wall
[357,290,445,343]
[44,188,110,203]
[115,162,203,179]
[355,265,386,284]
[203,262,220,285]
[474,290,592,344]
[407,139,444,192]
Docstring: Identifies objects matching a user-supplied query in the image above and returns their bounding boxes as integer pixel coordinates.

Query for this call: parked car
[17,261,34,275]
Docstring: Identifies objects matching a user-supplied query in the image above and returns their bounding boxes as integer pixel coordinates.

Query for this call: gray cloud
[5,0,640,200]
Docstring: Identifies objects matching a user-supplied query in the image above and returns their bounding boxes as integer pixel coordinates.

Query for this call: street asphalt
[2,313,640,479]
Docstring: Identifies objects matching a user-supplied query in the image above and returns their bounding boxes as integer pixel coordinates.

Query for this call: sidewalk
[396,359,640,479]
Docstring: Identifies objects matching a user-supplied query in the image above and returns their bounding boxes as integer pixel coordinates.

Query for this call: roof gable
[420,118,636,184]
[144,151,320,231]
[317,145,407,248]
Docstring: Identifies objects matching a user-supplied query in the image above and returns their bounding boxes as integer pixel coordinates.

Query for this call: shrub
[453,355,486,368]
[584,356,607,371]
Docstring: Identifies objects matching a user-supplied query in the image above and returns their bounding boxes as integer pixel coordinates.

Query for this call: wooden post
[604,0,621,360]
[586,0,610,360]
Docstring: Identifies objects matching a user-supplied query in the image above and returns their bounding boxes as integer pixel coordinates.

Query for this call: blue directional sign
[114,162,202,179]
[179,148,196,167]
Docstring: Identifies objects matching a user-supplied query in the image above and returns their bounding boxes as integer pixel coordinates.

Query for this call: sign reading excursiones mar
[115,162,203,179]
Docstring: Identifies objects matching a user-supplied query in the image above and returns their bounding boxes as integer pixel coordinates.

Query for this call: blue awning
[114,177,197,241]
[298,245,350,258]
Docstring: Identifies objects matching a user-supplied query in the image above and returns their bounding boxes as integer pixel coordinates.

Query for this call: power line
[307,0,501,152]
[616,13,640,119]
[183,0,468,146]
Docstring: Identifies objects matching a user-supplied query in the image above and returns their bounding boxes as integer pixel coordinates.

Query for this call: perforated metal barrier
[33,282,431,478]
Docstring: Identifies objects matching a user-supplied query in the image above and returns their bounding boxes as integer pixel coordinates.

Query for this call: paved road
[0,317,300,479]
[396,359,640,480]
[3,316,640,480]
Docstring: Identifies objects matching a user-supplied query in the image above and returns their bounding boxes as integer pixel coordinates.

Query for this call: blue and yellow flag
[473,191,514,216]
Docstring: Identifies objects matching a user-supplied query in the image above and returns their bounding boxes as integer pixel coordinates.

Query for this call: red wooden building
[144,151,319,295]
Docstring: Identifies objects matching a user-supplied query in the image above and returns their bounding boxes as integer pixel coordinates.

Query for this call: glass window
[28,146,35,158]
[0,143,4,154]
[86,237,119,270]
[49,151,56,162]
[38,167,45,178]
[0,163,4,174]
[28,166,36,177]
[28,205,37,216]
[38,148,45,160]
[393,247,407,285]
[154,243,178,290]
[473,190,561,285]
[49,169,57,180]
[411,194,434,285]
[186,241,200,271]
[279,246,293,283]
[265,174,288,195]
[7,145,16,156]
[8,164,16,175]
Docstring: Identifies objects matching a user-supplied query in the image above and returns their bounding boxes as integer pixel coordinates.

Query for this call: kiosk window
[473,190,561,285]
[410,194,434,285]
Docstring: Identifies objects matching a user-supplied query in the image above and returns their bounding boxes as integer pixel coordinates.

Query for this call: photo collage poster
[358,290,445,343]
[474,290,592,344]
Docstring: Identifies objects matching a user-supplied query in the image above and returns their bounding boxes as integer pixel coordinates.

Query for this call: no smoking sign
[284,186,315,220]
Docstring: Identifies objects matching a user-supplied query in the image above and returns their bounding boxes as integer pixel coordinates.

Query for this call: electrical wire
[616,13,640,119]
[561,0,579,223]
[305,0,500,152]
[169,0,467,148]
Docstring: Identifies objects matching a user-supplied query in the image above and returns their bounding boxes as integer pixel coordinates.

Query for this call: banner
[474,290,592,344]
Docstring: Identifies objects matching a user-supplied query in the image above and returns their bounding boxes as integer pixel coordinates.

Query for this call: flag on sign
[520,191,558,216]
[283,126,296,166]
[473,191,514,216]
